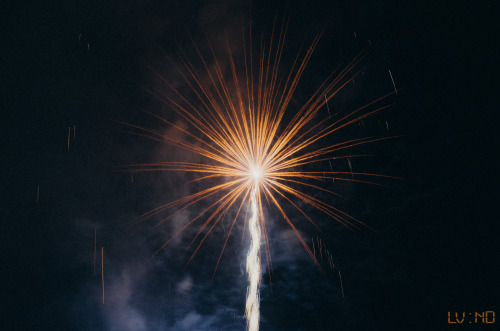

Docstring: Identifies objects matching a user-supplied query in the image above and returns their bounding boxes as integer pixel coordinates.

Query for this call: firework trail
[120,16,395,330]
[246,184,261,331]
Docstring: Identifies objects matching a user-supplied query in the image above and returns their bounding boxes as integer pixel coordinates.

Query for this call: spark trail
[120,16,396,331]
[246,184,261,331]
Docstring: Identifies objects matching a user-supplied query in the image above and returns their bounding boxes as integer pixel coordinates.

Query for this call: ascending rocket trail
[120,15,396,331]
[246,183,261,331]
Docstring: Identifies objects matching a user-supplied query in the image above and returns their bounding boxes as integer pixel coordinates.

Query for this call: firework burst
[120,16,395,331]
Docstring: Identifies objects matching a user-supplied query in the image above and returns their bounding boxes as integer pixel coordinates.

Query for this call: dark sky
[3,0,497,330]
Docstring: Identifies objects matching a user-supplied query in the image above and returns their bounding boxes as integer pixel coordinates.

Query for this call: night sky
[4,0,498,330]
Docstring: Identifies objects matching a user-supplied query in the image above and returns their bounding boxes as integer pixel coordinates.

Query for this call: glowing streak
[245,184,261,331]
[388,69,398,95]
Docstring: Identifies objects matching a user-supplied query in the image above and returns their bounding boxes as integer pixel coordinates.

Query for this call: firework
[121,16,395,331]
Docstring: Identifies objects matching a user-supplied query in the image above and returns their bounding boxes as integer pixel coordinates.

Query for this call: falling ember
[120,16,396,330]
[347,157,354,178]
[388,69,398,95]
[324,94,331,116]
[338,270,345,298]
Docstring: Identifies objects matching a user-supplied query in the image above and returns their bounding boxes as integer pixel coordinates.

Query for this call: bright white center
[251,166,262,180]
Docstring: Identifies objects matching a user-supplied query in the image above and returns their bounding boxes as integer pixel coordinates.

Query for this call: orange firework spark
[119,17,395,329]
